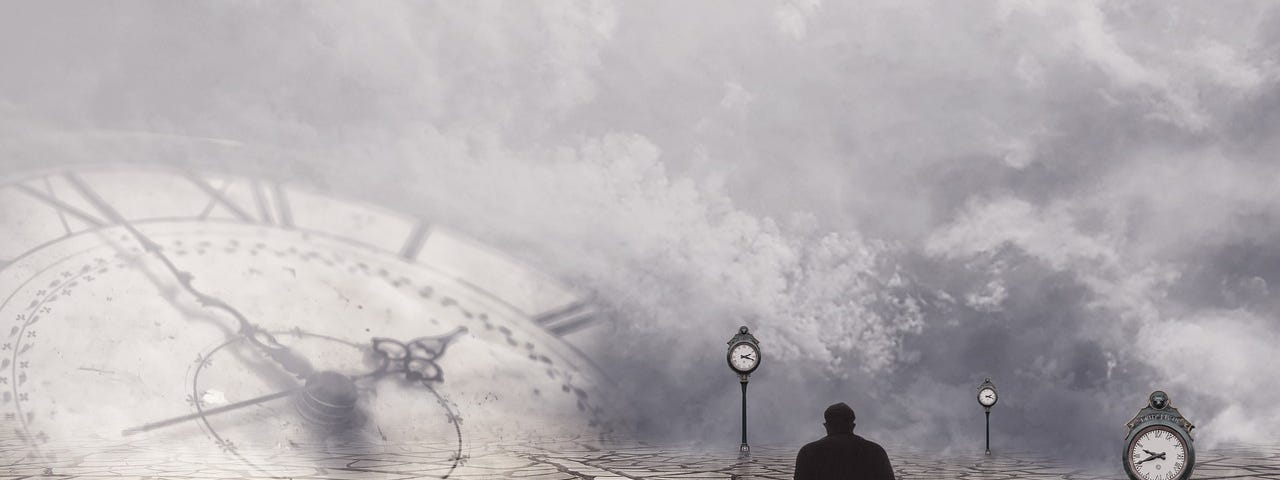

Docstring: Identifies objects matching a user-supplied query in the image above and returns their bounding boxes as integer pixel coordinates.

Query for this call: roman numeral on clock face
[181,171,293,227]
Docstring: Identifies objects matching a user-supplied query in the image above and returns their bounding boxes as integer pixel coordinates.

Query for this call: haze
[2,1,1278,465]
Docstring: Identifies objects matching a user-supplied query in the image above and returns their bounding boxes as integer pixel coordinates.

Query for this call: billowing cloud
[2,0,1279,465]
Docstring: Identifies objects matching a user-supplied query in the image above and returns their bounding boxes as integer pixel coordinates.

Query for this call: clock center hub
[295,371,359,427]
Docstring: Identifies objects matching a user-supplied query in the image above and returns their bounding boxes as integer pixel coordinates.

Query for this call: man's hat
[824,402,856,424]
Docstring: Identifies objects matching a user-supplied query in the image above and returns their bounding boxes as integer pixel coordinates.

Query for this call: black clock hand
[66,174,314,380]
[361,327,467,383]
[123,369,363,437]
[1135,451,1166,465]
[121,388,297,436]
[740,354,753,360]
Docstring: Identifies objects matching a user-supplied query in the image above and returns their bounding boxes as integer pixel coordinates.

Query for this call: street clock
[976,377,998,455]
[726,326,760,457]
[1123,390,1195,480]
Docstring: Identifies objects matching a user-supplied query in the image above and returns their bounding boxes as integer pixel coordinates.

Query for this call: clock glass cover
[1126,425,1188,480]
[728,343,759,373]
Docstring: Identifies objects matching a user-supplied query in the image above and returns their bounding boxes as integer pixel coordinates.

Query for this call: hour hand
[364,327,467,383]
[739,354,753,360]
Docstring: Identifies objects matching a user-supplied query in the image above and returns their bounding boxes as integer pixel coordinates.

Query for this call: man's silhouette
[794,402,894,480]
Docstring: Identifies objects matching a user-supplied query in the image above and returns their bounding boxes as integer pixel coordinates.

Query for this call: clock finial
[1149,390,1169,410]
[739,325,749,334]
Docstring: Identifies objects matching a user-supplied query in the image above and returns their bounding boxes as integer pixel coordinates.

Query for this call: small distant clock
[977,382,998,408]
[727,340,760,375]
[1123,391,1195,480]
[726,325,760,457]
[976,377,998,455]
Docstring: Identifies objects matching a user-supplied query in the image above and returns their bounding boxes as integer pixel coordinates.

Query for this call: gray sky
[3,0,1279,464]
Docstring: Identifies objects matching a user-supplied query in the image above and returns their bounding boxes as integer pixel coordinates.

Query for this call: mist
[3,0,1279,465]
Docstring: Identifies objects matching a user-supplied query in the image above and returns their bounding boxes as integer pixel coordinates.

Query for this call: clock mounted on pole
[727,326,760,458]
[977,377,998,455]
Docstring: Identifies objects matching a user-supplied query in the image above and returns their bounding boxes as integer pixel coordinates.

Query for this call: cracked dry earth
[3,436,1279,479]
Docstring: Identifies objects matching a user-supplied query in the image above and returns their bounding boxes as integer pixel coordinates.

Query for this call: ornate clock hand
[362,327,467,383]
[65,173,315,380]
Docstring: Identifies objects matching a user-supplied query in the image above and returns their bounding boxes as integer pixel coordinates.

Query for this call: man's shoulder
[798,437,826,452]
[852,435,889,453]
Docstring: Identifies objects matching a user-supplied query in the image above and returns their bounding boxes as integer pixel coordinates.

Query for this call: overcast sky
[3,0,1279,465]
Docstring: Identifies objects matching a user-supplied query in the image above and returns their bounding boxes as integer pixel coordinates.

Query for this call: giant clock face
[0,166,614,473]
[1126,425,1189,480]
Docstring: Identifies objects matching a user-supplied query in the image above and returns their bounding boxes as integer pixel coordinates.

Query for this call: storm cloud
[2,0,1279,465]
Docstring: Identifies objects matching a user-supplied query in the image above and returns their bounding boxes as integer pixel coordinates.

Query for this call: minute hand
[65,173,314,379]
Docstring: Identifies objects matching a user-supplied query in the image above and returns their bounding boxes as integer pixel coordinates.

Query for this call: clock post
[976,378,998,456]
[727,326,761,459]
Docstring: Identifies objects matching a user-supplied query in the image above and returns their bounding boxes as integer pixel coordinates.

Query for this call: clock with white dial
[978,387,997,407]
[727,342,759,374]
[0,165,616,475]
[1123,390,1195,480]
[1126,425,1188,480]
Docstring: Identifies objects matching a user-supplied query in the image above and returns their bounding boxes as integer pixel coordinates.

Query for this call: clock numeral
[398,220,432,260]
[184,171,255,222]
[535,301,598,337]
[249,180,294,227]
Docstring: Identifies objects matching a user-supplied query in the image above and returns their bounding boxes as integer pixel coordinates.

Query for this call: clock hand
[361,327,467,383]
[121,388,298,436]
[740,354,753,360]
[122,370,362,437]
[66,173,314,380]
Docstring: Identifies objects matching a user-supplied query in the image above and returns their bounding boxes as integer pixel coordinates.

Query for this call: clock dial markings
[64,173,318,381]
[545,308,597,337]
[242,179,295,227]
[398,220,432,260]
[1,167,616,475]
[269,181,294,228]
[1129,425,1188,480]
[183,172,255,222]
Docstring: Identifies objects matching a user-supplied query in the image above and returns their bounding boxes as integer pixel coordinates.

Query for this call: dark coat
[793,432,895,480]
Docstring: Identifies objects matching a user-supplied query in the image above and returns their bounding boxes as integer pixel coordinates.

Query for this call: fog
[3,0,1279,465]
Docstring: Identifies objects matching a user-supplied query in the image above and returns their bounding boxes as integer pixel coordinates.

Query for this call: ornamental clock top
[1125,390,1195,434]
[1123,391,1196,480]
